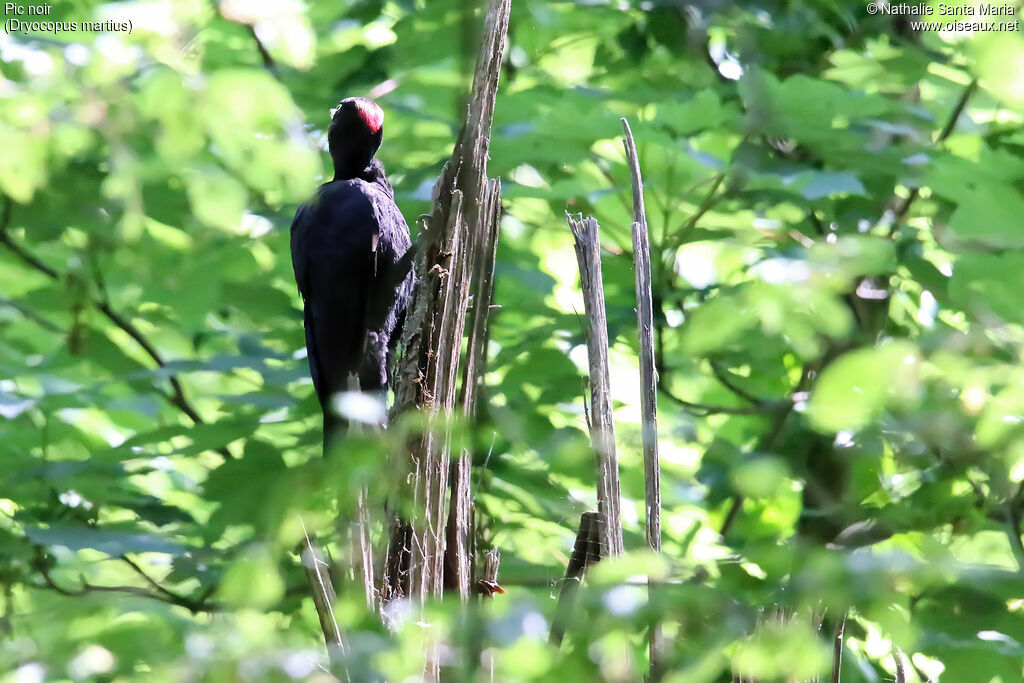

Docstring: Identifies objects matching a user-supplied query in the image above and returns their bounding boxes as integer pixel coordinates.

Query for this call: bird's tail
[322,409,348,457]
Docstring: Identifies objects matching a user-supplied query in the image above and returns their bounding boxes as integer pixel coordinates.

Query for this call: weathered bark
[383,0,511,608]
[622,118,663,675]
[622,120,661,555]
[448,179,503,599]
[480,546,501,590]
[566,214,625,558]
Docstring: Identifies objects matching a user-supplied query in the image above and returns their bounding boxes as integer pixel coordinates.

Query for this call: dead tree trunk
[383,0,511,606]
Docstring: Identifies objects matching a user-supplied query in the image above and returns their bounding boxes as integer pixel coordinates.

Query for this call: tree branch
[299,521,349,680]
[662,388,790,416]
[32,548,217,613]
[663,172,725,255]
[245,24,276,71]
[719,365,813,538]
[0,196,231,457]
[709,361,765,405]
[119,555,214,613]
[890,79,978,229]
[549,510,605,647]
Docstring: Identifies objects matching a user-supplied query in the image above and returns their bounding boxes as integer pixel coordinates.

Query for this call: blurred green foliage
[1,0,1023,681]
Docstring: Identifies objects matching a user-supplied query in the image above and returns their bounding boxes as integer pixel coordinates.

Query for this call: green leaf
[186,167,247,231]
[216,545,284,609]
[25,526,187,556]
[807,341,918,433]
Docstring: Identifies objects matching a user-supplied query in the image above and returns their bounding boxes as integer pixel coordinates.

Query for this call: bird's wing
[289,202,313,300]
[365,179,414,326]
[288,202,319,403]
[290,181,380,411]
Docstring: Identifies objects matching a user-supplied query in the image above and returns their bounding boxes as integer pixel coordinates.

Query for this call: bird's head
[328,97,384,180]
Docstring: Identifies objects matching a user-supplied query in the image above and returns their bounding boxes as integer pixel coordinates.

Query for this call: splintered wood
[566,214,625,559]
[384,0,511,607]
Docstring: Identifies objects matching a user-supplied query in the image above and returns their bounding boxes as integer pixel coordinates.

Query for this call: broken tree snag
[621,119,661,555]
[448,179,503,600]
[386,0,511,608]
[478,546,502,596]
[549,510,606,647]
[566,214,625,558]
[622,118,663,674]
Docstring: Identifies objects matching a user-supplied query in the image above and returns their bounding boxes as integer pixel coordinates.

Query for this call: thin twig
[709,361,764,405]
[893,648,907,683]
[95,300,206,426]
[663,388,790,416]
[831,614,845,683]
[663,172,725,255]
[890,79,978,229]
[119,555,213,612]
[0,297,62,333]
[300,519,349,680]
[719,365,812,538]
[245,24,276,70]
[32,548,216,613]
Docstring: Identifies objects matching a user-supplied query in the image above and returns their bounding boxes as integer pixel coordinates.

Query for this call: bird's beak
[478,580,506,596]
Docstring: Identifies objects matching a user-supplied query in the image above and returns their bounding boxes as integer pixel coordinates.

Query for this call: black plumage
[290,97,413,445]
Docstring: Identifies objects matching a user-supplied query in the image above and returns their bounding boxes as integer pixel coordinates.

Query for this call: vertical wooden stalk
[354,490,376,610]
[622,118,663,675]
[566,214,625,558]
[894,648,907,683]
[414,190,469,602]
[449,179,503,599]
[385,0,511,617]
[831,614,845,683]
[621,120,661,554]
